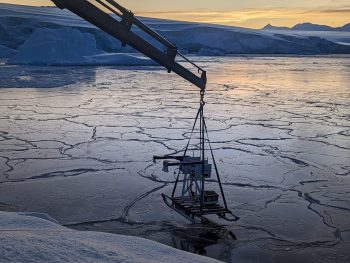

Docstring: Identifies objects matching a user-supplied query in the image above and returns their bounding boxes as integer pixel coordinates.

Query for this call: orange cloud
[137,8,350,28]
[0,1,348,28]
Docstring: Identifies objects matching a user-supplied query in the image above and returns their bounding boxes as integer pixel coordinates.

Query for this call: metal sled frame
[157,95,239,224]
[162,194,238,224]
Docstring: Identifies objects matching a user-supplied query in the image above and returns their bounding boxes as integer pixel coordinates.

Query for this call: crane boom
[51,0,207,90]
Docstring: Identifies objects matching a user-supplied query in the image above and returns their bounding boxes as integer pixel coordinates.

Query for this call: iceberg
[8,27,155,66]
[9,27,101,65]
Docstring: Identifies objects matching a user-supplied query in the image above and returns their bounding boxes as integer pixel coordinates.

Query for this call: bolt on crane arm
[51,0,207,90]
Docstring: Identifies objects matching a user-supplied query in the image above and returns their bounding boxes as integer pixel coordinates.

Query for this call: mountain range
[263,22,350,32]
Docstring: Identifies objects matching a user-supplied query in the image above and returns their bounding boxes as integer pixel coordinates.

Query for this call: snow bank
[0,211,220,263]
[8,27,155,66]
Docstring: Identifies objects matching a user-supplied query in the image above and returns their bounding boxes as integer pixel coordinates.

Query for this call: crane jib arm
[51,0,207,90]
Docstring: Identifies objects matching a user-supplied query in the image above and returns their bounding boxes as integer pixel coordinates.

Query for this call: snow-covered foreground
[0,211,219,263]
[0,3,350,65]
[0,56,349,262]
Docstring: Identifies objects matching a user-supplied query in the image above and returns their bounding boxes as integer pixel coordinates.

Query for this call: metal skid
[154,93,239,224]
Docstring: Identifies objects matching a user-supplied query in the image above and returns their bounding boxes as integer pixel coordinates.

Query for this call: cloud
[137,7,350,28]
[321,7,350,13]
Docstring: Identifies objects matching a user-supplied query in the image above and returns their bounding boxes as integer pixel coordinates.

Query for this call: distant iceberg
[8,27,155,66]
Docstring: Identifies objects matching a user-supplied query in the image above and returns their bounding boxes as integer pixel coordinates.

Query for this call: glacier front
[0,3,350,66]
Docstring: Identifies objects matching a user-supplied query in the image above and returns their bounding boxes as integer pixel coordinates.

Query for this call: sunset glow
[137,8,350,29]
[0,0,349,28]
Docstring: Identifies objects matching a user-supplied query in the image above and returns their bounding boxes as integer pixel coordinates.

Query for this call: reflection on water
[0,64,97,88]
[69,220,236,262]
[169,223,236,259]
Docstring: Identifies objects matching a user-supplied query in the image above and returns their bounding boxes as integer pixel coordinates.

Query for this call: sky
[0,0,349,28]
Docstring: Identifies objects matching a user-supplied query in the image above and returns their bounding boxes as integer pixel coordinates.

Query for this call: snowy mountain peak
[262,24,290,30]
[292,22,335,31]
[341,23,350,31]
[263,22,350,32]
